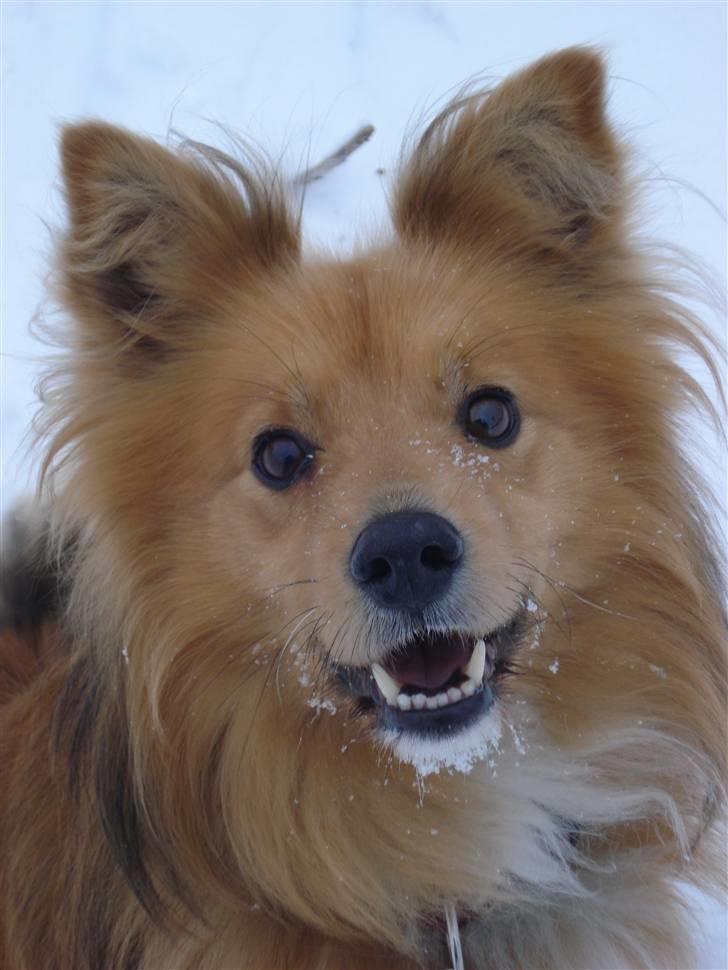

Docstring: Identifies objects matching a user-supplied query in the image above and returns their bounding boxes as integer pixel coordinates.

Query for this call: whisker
[273,608,325,698]
[302,623,335,696]
[326,611,357,668]
[505,571,571,643]
[259,578,321,598]
[512,556,635,621]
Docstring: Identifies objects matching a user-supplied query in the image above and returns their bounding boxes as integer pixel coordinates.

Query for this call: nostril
[421,530,464,571]
[368,557,392,584]
[421,544,451,571]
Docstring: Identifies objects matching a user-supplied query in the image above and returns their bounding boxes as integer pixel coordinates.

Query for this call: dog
[1,46,725,970]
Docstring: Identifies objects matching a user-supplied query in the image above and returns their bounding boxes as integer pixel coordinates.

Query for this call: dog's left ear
[393,47,623,263]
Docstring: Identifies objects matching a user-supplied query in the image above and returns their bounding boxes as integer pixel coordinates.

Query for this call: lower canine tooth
[397,693,412,711]
[447,686,463,704]
[461,678,476,697]
[464,639,486,683]
[372,663,400,705]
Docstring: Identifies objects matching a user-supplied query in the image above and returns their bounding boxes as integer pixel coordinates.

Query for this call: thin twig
[295,124,375,186]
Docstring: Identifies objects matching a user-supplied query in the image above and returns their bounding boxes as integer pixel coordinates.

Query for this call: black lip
[332,609,525,739]
[380,683,496,736]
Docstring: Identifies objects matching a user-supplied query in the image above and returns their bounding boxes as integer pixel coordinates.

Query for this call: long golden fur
[1,47,725,970]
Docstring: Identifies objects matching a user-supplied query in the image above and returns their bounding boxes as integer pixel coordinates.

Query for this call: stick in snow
[295,124,375,186]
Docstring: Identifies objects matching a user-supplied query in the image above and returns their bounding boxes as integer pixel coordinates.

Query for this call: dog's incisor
[1,46,725,970]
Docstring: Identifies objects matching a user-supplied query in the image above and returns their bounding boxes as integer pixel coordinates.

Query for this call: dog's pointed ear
[59,122,299,354]
[393,47,624,264]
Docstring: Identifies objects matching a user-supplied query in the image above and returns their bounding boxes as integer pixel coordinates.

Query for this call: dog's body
[1,48,725,970]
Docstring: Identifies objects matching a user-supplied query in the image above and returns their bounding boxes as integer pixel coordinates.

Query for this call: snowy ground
[2,2,726,966]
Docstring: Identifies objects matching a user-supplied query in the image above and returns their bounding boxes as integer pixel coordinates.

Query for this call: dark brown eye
[252,429,315,490]
[460,388,520,448]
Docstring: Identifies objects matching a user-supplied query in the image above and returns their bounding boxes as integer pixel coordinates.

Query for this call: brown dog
[1,47,725,970]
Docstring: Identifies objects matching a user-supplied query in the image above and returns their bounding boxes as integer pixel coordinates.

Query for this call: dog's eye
[252,430,315,489]
[460,388,520,448]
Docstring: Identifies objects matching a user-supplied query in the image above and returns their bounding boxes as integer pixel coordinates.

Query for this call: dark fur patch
[53,653,208,931]
[98,261,159,319]
[52,655,101,791]
[94,709,163,919]
[52,655,162,919]
[0,505,68,632]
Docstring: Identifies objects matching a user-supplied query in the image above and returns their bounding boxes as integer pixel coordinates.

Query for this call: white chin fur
[380,704,502,777]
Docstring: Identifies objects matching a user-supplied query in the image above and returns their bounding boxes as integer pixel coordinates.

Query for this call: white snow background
[1,2,726,967]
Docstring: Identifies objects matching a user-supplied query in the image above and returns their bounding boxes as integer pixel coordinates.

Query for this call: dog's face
[195,251,613,765]
[47,47,724,954]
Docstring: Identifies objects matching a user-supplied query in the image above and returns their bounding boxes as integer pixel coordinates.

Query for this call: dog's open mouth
[333,611,523,737]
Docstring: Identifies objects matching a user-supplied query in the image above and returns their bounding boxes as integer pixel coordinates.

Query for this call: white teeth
[373,637,490,713]
[372,663,400,705]
[464,639,486,684]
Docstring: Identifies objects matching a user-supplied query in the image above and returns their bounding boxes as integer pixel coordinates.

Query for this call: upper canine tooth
[372,663,400,705]
[465,639,486,684]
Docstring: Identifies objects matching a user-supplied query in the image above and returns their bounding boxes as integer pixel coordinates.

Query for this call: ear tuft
[514,47,613,159]
[58,121,299,356]
[393,46,624,264]
[61,122,156,232]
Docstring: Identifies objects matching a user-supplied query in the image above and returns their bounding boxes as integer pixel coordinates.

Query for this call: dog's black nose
[349,511,464,612]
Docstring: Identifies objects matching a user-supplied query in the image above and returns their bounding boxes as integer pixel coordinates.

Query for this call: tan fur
[1,48,725,969]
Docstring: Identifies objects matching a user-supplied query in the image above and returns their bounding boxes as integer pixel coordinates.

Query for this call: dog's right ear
[59,122,299,355]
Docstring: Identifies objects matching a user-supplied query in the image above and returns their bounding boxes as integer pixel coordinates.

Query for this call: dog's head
[46,47,725,959]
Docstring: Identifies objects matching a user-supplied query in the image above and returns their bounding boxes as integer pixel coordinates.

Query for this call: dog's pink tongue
[387,637,471,691]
